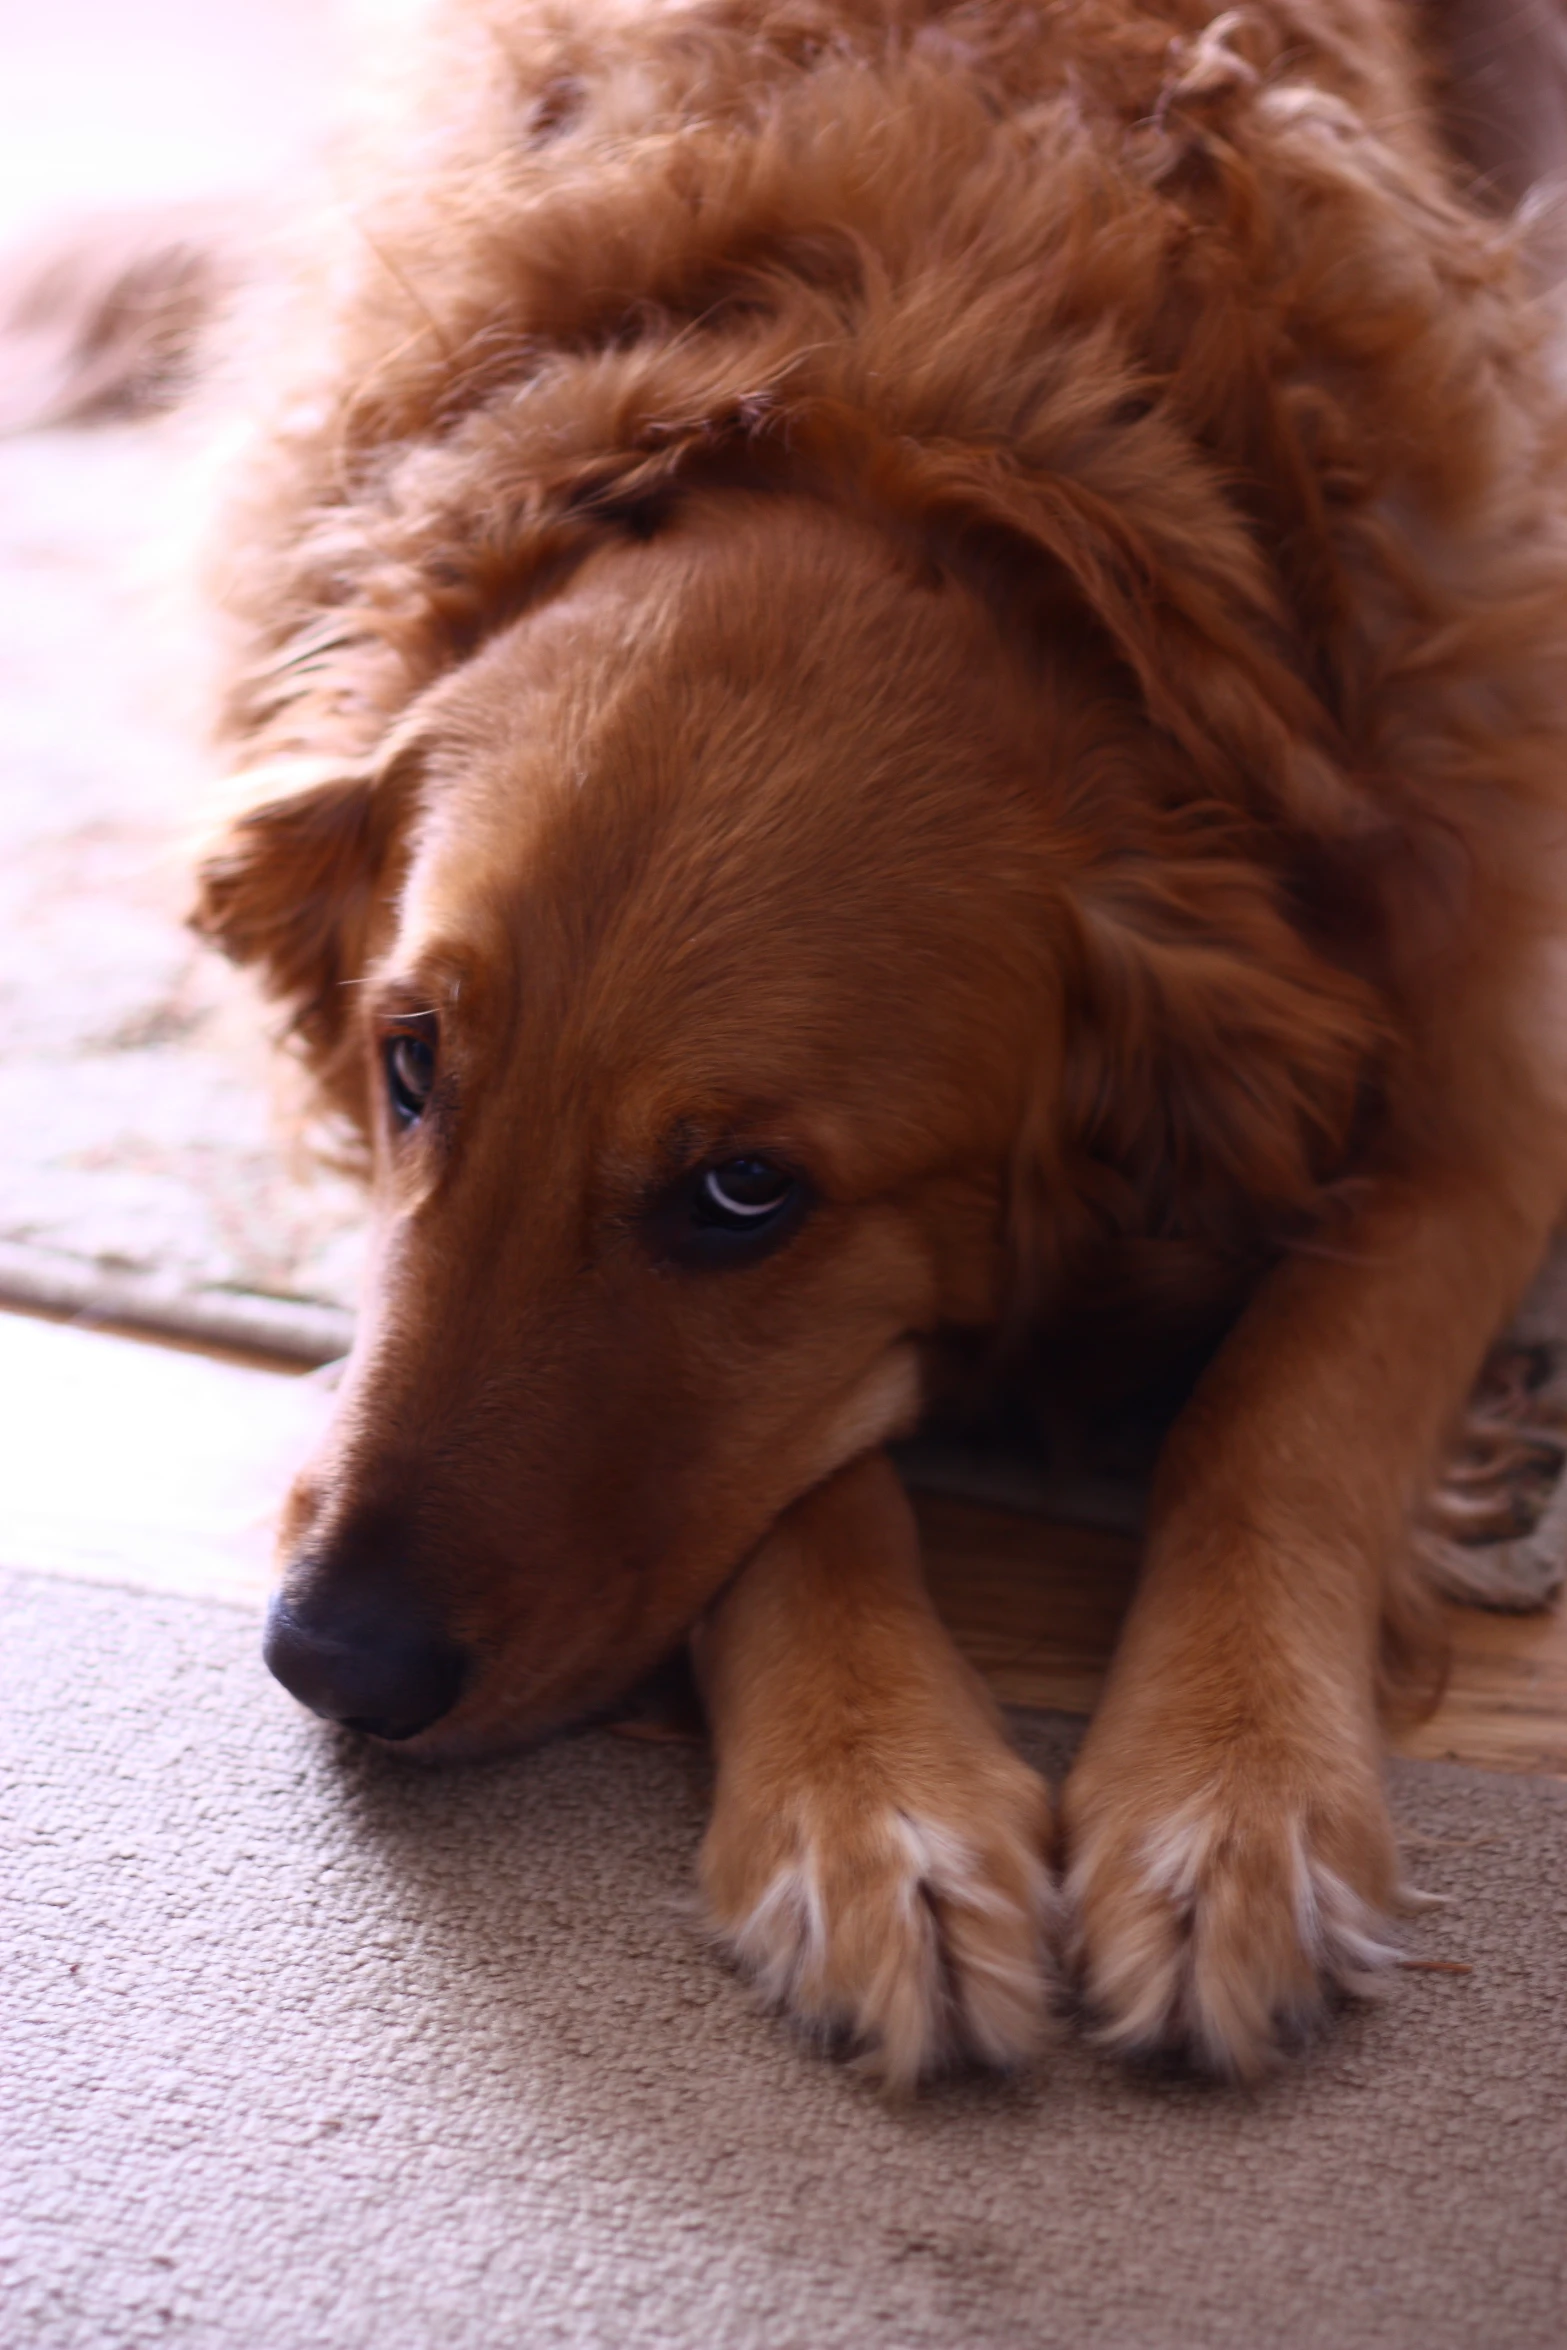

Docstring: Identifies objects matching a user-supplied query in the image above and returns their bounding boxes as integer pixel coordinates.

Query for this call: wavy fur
[191,1,1567,2079]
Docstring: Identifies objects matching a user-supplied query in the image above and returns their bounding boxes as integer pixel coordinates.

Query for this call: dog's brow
[372,967,466,1022]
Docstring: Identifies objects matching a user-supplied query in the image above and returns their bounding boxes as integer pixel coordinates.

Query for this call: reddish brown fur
[195,0,1567,2083]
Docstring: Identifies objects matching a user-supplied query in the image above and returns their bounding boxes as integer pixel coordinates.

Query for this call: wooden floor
[918,1494,1567,1777]
[4,1306,1564,1776]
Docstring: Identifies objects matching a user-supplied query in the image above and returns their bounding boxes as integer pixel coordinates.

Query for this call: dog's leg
[694,1449,1054,2090]
[1062,1144,1562,2076]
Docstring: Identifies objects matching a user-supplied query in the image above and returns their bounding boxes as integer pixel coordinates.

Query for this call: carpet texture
[5,1565,1564,2350]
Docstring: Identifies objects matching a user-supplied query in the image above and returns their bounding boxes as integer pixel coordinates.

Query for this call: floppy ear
[192,752,413,1122]
[1014,845,1387,1313]
[834,419,1390,1300]
[848,425,1363,842]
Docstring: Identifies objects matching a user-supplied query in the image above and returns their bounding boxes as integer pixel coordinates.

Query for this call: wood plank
[917,1490,1567,1777]
[1394,1602,1567,1776]
[919,1499,1140,1718]
[2,1306,1563,1776]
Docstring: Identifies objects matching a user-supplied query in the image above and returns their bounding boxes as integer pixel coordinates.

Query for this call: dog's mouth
[267,1334,929,1763]
[335,1644,707,1769]
[265,1547,714,1766]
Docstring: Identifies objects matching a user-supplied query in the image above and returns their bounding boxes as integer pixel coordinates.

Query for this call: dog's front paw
[701,1744,1055,2091]
[1062,1731,1401,2078]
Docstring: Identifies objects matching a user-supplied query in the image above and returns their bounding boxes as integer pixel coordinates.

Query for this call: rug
[0,419,366,1352]
[0,0,377,1352]
[3,1561,1564,2350]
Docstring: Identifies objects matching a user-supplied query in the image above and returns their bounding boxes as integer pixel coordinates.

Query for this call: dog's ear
[855,428,1389,1288]
[867,430,1363,843]
[192,751,414,1117]
[1014,844,1386,1306]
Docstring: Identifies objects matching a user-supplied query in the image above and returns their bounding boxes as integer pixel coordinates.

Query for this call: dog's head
[199,488,1376,1756]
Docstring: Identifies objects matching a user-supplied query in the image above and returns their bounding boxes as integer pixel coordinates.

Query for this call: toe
[704,1779,1056,2089]
[1065,1784,1400,2078]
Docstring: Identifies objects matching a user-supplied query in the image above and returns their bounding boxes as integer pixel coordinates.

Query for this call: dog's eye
[654,1155,808,1266]
[384,1027,437,1128]
[697,1158,796,1229]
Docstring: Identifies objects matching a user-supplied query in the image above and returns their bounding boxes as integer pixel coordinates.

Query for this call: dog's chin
[355,1712,557,1768]
[318,1400,925,1772]
[353,1643,703,1768]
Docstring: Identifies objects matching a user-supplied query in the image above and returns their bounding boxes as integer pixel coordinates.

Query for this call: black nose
[263,1581,469,1740]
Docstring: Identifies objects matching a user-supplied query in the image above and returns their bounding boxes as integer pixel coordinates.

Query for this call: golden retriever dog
[190,0,1567,2087]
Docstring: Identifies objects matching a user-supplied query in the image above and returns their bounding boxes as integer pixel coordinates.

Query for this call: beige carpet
[5,1562,1565,2350]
